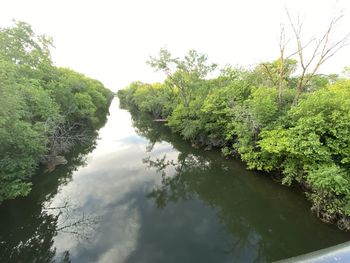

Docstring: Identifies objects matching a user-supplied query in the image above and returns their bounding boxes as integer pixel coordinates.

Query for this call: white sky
[1,0,350,91]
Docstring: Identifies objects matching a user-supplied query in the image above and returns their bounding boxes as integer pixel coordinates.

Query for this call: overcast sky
[1,0,350,91]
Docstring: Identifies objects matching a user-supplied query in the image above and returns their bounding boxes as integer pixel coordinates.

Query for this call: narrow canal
[0,98,348,263]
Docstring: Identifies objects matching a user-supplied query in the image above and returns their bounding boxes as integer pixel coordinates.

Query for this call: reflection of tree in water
[1,200,100,263]
[44,199,101,241]
[143,153,264,261]
[143,154,210,208]
[0,119,107,263]
[131,110,265,261]
[129,108,170,152]
[129,109,347,262]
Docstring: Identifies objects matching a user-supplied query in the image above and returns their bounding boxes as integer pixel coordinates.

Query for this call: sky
[1,0,350,91]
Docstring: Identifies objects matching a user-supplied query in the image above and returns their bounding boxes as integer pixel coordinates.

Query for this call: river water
[0,98,349,263]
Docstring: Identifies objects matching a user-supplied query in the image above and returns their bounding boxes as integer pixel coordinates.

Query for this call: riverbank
[117,49,350,231]
[0,21,114,204]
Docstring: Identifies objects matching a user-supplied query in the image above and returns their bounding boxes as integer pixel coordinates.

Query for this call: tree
[0,20,54,82]
[0,60,58,202]
[0,21,113,203]
[147,48,217,107]
[256,58,297,107]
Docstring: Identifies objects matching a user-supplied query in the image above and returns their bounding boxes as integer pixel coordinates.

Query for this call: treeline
[0,22,113,203]
[118,48,350,230]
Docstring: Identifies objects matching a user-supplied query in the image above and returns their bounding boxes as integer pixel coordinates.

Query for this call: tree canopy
[0,21,113,203]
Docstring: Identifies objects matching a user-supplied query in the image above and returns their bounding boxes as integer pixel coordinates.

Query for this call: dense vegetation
[0,22,113,203]
[117,48,350,230]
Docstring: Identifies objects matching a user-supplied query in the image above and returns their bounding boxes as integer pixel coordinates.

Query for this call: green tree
[147,48,217,107]
[0,21,113,203]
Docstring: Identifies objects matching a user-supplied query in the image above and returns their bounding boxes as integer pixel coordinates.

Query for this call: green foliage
[0,84,48,202]
[201,86,237,145]
[247,87,279,126]
[49,68,112,125]
[74,93,96,119]
[255,81,350,220]
[147,48,217,107]
[168,102,203,140]
[308,165,350,196]
[253,59,297,88]
[0,21,113,203]
[133,83,173,118]
[118,81,177,119]
[307,165,350,219]
[117,81,141,108]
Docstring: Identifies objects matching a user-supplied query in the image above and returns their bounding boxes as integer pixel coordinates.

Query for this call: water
[0,99,349,263]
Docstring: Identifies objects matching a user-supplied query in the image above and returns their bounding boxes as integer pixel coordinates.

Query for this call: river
[0,98,349,263]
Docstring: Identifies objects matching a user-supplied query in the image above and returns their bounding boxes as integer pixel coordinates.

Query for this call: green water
[0,99,349,263]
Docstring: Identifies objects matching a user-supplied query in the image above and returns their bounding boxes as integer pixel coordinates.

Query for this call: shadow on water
[123,109,350,263]
[0,111,109,263]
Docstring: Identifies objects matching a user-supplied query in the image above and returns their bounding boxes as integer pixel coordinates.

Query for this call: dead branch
[286,9,350,104]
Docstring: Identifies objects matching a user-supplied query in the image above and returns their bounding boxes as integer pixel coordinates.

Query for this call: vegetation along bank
[0,22,114,203]
[117,47,350,231]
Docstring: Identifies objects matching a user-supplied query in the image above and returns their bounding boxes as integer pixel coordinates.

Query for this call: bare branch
[285,9,350,104]
[260,63,278,86]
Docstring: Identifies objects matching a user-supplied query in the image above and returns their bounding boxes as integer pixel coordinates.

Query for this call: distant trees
[147,48,217,107]
[0,21,113,203]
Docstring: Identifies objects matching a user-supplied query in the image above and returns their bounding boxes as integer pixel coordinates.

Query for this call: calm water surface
[0,99,349,263]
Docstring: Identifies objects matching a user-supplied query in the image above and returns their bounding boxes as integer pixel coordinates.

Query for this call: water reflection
[143,153,268,262]
[0,100,349,263]
[45,199,101,241]
[0,199,100,263]
[0,111,107,263]
[129,109,350,262]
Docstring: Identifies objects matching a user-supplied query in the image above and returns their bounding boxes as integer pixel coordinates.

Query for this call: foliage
[255,81,350,222]
[253,59,297,88]
[0,21,113,203]
[147,48,217,107]
[118,80,178,119]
